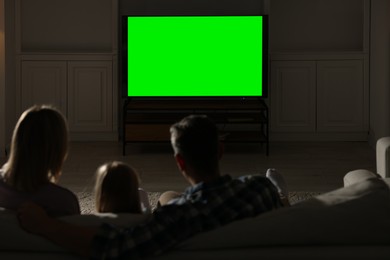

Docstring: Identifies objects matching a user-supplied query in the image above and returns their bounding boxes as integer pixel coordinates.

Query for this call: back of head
[95,161,142,214]
[2,105,68,191]
[170,115,220,176]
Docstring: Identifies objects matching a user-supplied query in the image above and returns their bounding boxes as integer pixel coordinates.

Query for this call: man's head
[170,115,221,180]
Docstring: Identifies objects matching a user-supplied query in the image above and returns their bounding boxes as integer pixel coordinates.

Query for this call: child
[0,105,80,216]
[94,161,151,214]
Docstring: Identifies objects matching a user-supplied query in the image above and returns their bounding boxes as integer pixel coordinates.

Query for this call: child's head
[94,161,142,214]
[2,105,68,191]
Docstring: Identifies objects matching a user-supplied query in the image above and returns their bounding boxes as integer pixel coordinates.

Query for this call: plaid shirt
[91,174,283,259]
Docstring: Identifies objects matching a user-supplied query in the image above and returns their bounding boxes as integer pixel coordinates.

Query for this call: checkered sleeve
[90,205,203,260]
[237,175,284,210]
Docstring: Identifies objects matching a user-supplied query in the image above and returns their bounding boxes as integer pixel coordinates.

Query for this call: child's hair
[2,105,68,192]
[94,161,142,214]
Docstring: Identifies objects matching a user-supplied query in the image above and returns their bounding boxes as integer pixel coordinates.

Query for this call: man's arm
[18,202,98,257]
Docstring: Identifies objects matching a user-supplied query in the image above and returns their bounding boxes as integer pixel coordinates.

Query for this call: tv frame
[120,15,269,99]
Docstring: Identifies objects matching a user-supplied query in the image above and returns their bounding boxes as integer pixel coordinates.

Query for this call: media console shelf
[122,99,269,155]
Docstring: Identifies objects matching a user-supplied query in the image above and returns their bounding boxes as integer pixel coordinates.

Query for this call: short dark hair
[170,115,219,174]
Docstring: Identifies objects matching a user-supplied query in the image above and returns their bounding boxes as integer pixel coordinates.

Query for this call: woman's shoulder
[0,169,5,181]
[0,172,13,191]
[44,183,78,200]
[38,183,80,216]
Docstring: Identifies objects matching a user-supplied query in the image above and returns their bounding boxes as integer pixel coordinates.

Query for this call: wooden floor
[52,141,376,195]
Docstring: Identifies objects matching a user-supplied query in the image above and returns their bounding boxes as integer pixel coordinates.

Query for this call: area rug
[77,191,321,214]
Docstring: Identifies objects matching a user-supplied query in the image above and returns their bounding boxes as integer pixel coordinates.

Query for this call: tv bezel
[120,15,269,99]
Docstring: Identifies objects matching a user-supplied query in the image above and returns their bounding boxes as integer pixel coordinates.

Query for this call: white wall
[0,0,6,158]
[369,0,390,145]
[2,0,390,147]
[4,0,16,152]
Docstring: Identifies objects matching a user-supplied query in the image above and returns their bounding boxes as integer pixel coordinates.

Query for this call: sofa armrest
[377,137,390,178]
[343,169,378,186]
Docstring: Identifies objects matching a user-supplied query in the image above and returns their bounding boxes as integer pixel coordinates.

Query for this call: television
[121,15,268,98]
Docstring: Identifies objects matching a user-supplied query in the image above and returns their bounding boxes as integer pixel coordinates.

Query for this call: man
[18,115,284,259]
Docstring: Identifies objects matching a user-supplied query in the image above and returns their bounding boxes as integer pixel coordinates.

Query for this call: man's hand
[18,201,53,236]
[18,201,98,257]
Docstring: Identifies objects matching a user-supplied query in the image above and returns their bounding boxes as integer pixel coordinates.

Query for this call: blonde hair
[94,161,142,213]
[2,105,68,191]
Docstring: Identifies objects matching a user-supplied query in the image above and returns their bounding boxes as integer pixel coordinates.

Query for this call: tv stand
[122,99,269,155]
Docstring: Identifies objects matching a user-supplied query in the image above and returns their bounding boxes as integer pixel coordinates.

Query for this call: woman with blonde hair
[95,161,150,214]
[0,105,80,216]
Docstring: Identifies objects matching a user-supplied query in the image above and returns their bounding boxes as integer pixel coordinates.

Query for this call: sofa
[1,139,390,259]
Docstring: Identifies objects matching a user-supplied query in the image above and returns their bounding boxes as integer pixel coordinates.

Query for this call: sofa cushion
[0,209,150,252]
[178,178,390,250]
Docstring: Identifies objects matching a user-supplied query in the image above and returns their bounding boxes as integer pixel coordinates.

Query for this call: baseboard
[69,131,118,141]
[270,132,369,142]
[69,131,370,142]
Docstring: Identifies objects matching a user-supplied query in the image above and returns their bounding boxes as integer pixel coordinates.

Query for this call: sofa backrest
[377,137,390,178]
[177,177,390,250]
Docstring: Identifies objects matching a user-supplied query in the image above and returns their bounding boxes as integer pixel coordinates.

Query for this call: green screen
[126,16,264,97]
